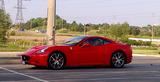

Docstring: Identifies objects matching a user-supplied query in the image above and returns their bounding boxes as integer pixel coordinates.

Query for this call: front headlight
[36,47,48,54]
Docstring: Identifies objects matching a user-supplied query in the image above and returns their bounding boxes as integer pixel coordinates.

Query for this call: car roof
[79,35,114,42]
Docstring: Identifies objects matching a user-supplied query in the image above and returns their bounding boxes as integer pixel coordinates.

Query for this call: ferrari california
[20,36,132,70]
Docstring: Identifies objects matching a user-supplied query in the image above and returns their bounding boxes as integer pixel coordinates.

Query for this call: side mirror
[81,43,91,48]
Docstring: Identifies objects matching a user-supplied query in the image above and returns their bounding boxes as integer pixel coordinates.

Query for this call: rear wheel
[111,52,125,68]
[48,52,65,70]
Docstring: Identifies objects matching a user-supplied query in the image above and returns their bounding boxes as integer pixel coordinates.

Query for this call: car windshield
[64,36,87,46]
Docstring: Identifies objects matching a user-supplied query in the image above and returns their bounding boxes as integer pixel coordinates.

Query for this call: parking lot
[0,56,160,82]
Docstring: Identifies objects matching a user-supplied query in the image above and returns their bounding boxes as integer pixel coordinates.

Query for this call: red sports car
[20,36,132,70]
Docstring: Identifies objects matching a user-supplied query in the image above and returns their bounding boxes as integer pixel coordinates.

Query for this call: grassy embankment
[0,31,72,52]
[133,47,160,55]
[0,30,160,55]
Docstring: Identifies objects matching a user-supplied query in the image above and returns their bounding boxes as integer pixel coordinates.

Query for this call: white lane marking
[0,67,49,82]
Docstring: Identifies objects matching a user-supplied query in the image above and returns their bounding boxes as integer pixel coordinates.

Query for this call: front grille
[22,56,30,61]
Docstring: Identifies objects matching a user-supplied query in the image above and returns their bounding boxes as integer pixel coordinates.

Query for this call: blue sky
[5,0,160,26]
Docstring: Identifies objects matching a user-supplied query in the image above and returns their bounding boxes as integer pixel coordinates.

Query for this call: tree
[70,21,79,31]
[130,26,140,36]
[139,25,152,36]
[121,22,130,36]
[0,9,12,43]
[78,23,84,32]
[23,15,68,30]
[98,23,110,35]
[108,23,130,40]
[154,25,160,36]
[24,18,47,29]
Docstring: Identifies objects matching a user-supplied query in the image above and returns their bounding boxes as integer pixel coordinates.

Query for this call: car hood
[21,44,70,56]
[21,45,48,55]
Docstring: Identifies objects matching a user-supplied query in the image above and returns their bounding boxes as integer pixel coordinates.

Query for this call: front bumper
[20,53,48,67]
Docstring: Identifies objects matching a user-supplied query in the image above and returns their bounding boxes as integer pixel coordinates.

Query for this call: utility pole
[62,19,64,30]
[84,24,89,35]
[0,0,5,11]
[47,0,56,45]
[84,24,86,35]
[151,25,154,42]
[151,13,155,42]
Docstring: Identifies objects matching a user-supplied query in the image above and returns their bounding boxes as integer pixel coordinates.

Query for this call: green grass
[0,42,39,52]
[14,31,46,37]
[133,47,160,55]
[0,44,27,52]
[2,30,160,55]
[131,35,160,39]
[133,49,159,55]
[152,42,160,45]
[0,47,27,52]
[0,40,40,52]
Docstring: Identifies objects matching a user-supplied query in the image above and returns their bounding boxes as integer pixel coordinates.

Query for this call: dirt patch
[9,35,73,43]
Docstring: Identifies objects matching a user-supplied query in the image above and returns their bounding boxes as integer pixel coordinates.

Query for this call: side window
[87,38,105,46]
[92,38,103,46]
[103,39,111,45]
[82,37,111,46]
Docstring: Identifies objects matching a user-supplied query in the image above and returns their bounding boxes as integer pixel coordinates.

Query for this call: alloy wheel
[49,52,65,70]
[111,52,125,68]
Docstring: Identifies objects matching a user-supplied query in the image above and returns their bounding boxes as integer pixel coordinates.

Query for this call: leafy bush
[0,9,12,43]
[58,28,68,33]
[120,38,152,46]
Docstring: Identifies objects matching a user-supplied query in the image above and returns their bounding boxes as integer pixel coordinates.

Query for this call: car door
[73,37,105,66]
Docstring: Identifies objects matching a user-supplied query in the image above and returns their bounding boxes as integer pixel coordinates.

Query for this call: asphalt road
[0,56,160,82]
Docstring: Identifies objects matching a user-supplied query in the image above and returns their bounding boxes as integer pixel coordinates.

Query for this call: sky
[4,0,160,26]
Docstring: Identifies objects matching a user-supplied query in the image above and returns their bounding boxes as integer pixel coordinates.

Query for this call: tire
[48,52,65,70]
[111,52,125,68]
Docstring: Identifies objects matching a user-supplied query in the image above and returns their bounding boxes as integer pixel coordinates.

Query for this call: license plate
[22,61,26,64]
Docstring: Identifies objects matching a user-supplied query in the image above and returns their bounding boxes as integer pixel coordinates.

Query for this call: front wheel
[48,52,65,70]
[111,52,125,68]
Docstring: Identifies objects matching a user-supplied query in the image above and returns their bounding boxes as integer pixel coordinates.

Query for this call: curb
[0,52,22,64]
[0,52,23,57]
[0,57,19,59]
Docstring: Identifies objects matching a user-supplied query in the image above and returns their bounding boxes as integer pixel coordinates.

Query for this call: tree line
[21,15,160,39]
[1,9,160,44]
